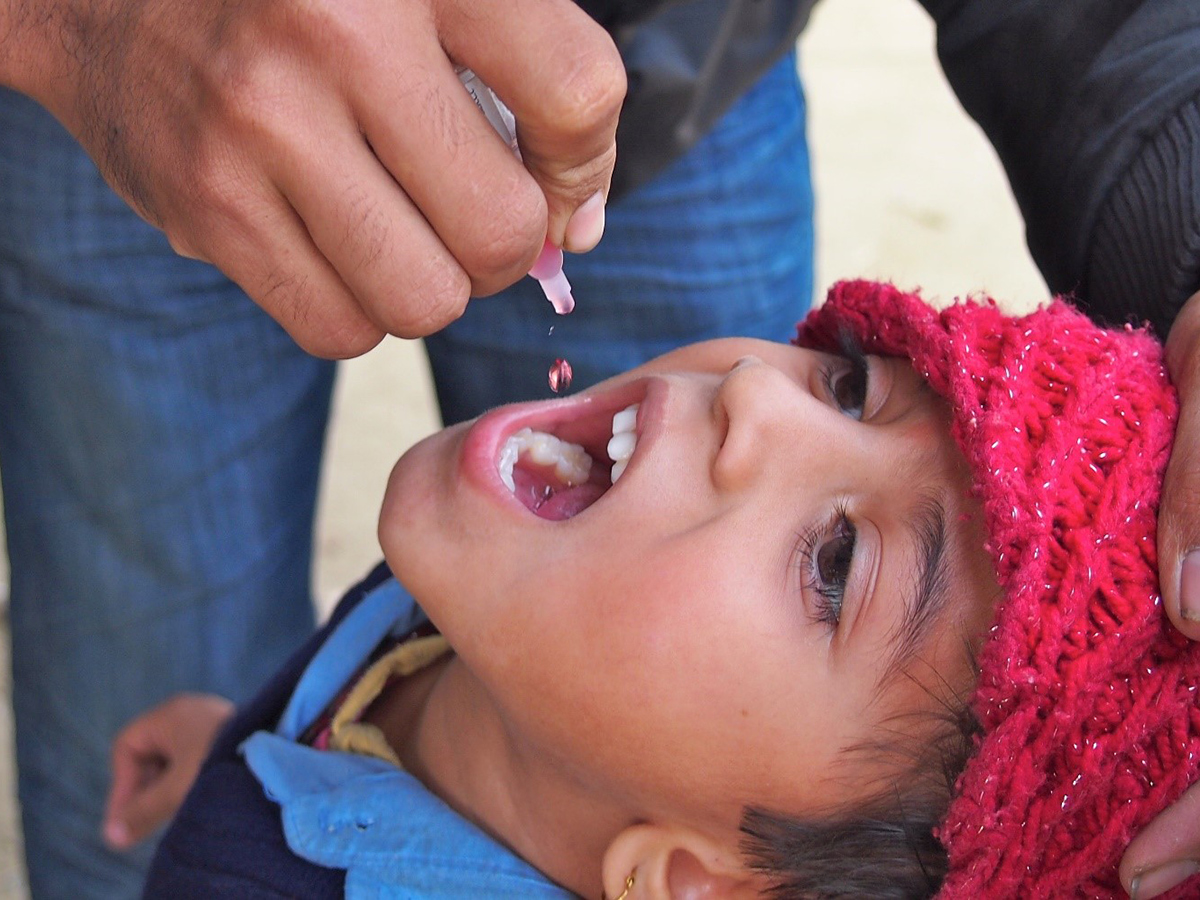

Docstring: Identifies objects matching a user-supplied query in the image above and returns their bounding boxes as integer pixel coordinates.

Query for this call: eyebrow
[877,493,952,690]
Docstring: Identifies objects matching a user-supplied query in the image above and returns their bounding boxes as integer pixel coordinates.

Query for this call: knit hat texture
[797,279,1198,898]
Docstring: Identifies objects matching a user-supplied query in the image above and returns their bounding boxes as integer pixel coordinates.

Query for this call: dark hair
[740,677,980,899]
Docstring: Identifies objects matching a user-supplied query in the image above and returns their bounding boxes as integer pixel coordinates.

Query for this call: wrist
[0,0,86,110]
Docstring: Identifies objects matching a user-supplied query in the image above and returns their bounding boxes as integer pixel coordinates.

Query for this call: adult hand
[1118,288,1200,898]
[1157,288,1200,640]
[103,693,234,850]
[1120,783,1200,898]
[3,0,624,357]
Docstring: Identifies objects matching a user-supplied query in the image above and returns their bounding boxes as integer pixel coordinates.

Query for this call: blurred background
[0,0,1047,894]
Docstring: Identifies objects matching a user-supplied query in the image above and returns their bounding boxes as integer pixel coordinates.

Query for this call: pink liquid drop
[548,358,573,393]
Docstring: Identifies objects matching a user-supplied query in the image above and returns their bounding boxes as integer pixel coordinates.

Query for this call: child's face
[379,338,997,835]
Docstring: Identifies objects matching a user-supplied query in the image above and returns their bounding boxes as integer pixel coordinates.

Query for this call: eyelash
[797,331,868,631]
[795,501,857,630]
[818,332,871,419]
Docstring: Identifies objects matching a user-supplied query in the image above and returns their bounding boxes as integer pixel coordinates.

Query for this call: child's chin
[378,433,456,558]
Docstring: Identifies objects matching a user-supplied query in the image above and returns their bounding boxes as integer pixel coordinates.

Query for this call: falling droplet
[548,325,555,336]
[548,357,573,393]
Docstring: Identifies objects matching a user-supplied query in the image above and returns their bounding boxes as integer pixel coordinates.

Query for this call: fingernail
[103,820,129,849]
[564,191,606,252]
[1131,860,1200,899]
[1182,551,1200,622]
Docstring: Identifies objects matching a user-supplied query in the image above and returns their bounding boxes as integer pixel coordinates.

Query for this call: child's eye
[796,509,857,629]
[821,334,871,420]
[827,362,868,419]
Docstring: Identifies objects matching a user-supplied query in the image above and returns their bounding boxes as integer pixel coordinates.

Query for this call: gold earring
[604,870,636,900]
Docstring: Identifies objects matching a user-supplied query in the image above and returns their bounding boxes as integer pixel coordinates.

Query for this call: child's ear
[602,823,764,900]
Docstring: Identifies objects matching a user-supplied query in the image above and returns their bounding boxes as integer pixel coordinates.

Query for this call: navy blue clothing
[141,565,393,899]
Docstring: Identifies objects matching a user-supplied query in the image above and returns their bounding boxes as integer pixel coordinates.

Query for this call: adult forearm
[1078,97,1200,335]
[0,0,91,107]
[922,0,1200,333]
[1,0,50,96]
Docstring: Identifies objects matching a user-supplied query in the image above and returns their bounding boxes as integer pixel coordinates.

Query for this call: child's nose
[712,355,823,491]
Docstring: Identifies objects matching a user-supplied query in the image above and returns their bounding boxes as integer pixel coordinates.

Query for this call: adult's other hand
[1118,288,1200,898]
[2,0,624,356]
[1156,288,1200,640]
[103,693,234,850]
[1120,779,1200,898]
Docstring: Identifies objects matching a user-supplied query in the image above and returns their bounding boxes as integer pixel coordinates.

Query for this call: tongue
[512,467,607,520]
[535,483,606,520]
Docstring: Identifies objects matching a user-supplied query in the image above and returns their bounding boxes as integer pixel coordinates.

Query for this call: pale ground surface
[0,0,1046,894]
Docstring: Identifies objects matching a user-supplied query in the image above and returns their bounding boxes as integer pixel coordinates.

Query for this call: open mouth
[497,400,640,521]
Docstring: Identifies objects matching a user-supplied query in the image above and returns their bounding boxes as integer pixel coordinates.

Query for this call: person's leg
[0,89,331,899]
[425,50,813,423]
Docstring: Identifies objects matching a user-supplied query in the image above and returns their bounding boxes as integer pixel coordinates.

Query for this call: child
[108,280,1198,898]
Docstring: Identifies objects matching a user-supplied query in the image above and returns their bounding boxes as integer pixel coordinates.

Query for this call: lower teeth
[498,428,592,493]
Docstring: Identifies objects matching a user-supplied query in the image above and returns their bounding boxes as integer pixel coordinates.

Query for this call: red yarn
[798,280,1197,899]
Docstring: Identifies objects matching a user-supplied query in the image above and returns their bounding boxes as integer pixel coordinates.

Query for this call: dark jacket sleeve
[141,562,394,899]
[923,0,1200,336]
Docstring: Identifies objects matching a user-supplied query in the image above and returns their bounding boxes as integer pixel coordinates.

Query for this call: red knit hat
[797,279,1199,899]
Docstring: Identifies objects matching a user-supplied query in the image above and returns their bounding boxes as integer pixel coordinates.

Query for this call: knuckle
[183,149,250,226]
[333,185,391,278]
[1158,507,1200,569]
[164,229,206,262]
[219,69,285,134]
[1161,487,1200,548]
[206,38,269,118]
[553,141,617,200]
[258,266,315,337]
[295,312,385,359]
[318,322,386,359]
[1163,453,1200,523]
[462,179,546,277]
[292,0,373,59]
[544,44,627,136]
[256,259,385,358]
[205,40,296,139]
[390,264,471,338]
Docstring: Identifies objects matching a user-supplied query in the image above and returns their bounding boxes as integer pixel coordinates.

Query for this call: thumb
[441,0,625,253]
[1121,781,1200,898]
[1159,289,1200,641]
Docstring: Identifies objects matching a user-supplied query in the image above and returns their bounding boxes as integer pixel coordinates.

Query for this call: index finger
[438,0,626,247]
[105,727,165,848]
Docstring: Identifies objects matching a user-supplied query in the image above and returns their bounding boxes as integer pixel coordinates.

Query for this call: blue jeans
[0,51,810,899]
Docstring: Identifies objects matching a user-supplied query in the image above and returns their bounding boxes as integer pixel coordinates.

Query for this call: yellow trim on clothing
[327,634,450,767]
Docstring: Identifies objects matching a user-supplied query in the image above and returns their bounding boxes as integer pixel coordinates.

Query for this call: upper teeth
[497,402,641,493]
[607,403,639,483]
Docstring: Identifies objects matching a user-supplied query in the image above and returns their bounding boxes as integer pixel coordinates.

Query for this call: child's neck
[360,650,450,776]
[362,654,623,897]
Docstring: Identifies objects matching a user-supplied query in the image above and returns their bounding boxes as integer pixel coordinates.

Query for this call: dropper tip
[536,269,575,315]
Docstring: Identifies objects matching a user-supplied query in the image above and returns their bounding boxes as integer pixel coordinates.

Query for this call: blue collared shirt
[241,578,572,899]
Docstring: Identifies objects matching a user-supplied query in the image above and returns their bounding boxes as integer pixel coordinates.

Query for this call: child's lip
[459,377,663,521]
